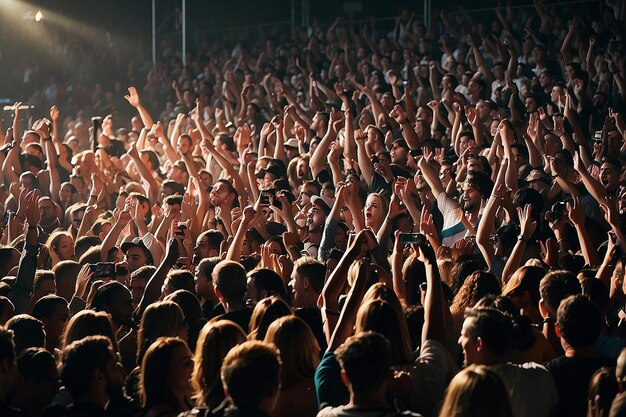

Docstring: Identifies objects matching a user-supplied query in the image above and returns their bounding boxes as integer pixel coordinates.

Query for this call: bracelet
[518,235,529,242]
[43,137,52,141]
[27,224,38,230]
[90,194,98,199]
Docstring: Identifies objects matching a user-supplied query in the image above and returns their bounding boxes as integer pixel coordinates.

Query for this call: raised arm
[354,128,375,187]
[124,87,154,129]
[501,205,537,284]
[137,238,179,316]
[127,143,160,204]
[477,159,508,270]
[418,151,445,197]
[310,109,341,178]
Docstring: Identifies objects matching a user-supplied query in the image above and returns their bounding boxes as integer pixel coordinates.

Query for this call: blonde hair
[192,320,246,407]
[264,315,320,388]
[356,298,411,365]
[437,258,455,286]
[137,301,185,363]
[439,364,513,417]
[61,309,117,351]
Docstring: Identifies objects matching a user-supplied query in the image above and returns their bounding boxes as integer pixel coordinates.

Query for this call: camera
[260,189,276,206]
[545,201,567,222]
[398,233,426,245]
[89,262,128,279]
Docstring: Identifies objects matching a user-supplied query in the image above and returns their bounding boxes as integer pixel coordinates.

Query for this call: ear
[214,286,223,301]
[339,369,350,388]
[259,290,269,300]
[555,322,562,338]
[538,298,549,319]
[302,276,310,289]
[475,336,485,353]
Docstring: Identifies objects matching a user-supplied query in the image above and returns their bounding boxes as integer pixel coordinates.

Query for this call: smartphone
[89,262,116,279]
[260,189,275,205]
[398,233,426,245]
[177,222,187,230]
[1,211,9,227]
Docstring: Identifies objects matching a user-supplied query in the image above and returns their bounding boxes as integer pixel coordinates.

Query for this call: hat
[256,160,285,179]
[525,169,551,184]
[120,238,153,264]
[311,195,334,216]
[284,138,299,149]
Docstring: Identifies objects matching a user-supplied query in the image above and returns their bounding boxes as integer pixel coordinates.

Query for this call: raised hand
[49,105,59,122]
[517,204,537,238]
[124,87,142,108]
[389,104,408,124]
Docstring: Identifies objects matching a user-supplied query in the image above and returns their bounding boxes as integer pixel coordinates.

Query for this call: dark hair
[539,270,581,317]
[336,331,391,393]
[75,236,101,260]
[248,269,288,301]
[89,281,129,312]
[221,341,281,410]
[293,257,326,294]
[557,295,601,347]
[6,314,45,355]
[513,188,544,220]
[0,326,15,364]
[32,295,67,320]
[162,180,186,196]
[248,296,292,340]
[464,307,512,357]
[17,347,56,381]
[166,270,196,294]
[60,335,115,399]
[465,171,494,198]
[213,261,247,303]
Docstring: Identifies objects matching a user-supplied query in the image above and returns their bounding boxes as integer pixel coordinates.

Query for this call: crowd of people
[1,0,626,416]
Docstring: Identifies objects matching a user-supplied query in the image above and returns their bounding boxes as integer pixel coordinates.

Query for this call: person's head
[137,301,187,363]
[600,158,621,193]
[556,295,601,350]
[246,269,288,306]
[459,308,512,366]
[502,265,546,310]
[53,260,81,302]
[335,331,391,395]
[221,340,282,412]
[32,270,56,301]
[165,290,202,331]
[89,281,134,328]
[62,309,116,351]
[0,326,17,398]
[588,367,618,416]
[163,269,196,297]
[355,298,411,366]
[32,295,69,350]
[195,257,220,300]
[195,230,224,263]
[192,320,246,407]
[38,197,57,225]
[248,296,292,340]
[15,347,59,412]
[5,315,45,355]
[130,265,155,309]
[141,337,194,412]
[46,231,75,264]
[0,297,14,326]
[264,315,320,388]
[121,238,154,272]
[212,260,247,306]
[289,257,326,308]
[364,193,389,231]
[0,247,20,278]
[209,179,237,210]
[59,336,123,407]
[450,271,501,318]
[539,270,581,319]
[461,172,493,212]
[439,364,514,417]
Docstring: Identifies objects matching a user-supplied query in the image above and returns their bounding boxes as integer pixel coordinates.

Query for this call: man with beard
[304,195,333,258]
[41,336,132,417]
[419,156,493,246]
[37,197,61,240]
[209,179,238,233]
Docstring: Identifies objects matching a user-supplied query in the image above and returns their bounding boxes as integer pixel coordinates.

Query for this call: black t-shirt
[215,308,253,334]
[544,354,613,417]
[294,306,327,352]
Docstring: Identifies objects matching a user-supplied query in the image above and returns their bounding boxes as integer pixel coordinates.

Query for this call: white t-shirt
[491,362,559,417]
[436,192,467,247]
